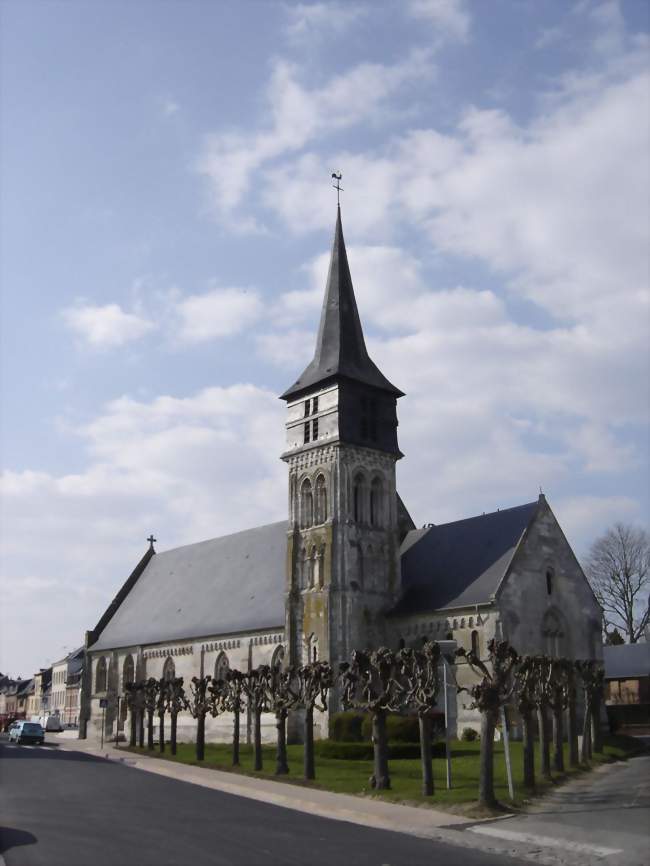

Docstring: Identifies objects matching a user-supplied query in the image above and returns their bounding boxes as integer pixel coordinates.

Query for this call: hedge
[314,740,449,760]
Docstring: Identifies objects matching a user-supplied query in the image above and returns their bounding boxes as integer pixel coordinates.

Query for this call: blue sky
[1,0,648,677]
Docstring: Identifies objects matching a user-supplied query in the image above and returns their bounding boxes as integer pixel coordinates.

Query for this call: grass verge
[125,733,643,814]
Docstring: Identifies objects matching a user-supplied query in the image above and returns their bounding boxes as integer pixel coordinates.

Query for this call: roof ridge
[153,519,287,557]
[432,500,538,530]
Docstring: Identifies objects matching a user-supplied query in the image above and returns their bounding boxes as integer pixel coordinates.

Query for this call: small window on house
[546,568,554,596]
[312,418,319,440]
[303,421,311,444]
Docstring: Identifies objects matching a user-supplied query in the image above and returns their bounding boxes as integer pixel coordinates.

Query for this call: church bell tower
[280,205,404,688]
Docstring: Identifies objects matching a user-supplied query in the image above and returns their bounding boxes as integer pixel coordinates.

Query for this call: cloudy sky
[1,0,648,678]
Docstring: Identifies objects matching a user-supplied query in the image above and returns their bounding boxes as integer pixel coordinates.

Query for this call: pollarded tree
[124,681,140,748]
[547,659,571,773]
[585,523,649,644]
[267,663,299,776]
[456,639,519,809]
[339,647,404,790]
[164,677,185,756]
[514,656,538,789]
[243,666,272,771]
[576,660,605,761]
[297,660,333,781]
[532,656,553,780]
[156,678,168,754]
[143,678,159,751]
[221,669,245,767]
[398,640,441,796]
[185,675,212,761]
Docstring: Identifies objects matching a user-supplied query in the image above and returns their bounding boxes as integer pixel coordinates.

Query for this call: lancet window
[300,478,314,528]
[314,475,327,524]
[95,657,107,693]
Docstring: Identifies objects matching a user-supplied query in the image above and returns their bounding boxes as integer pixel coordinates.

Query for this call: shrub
[461,727,479,741]
[360,713,421,743]
[329,711,365,742]
[314,740,423,760]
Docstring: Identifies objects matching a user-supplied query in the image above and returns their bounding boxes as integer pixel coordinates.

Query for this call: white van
[39,715,64,732]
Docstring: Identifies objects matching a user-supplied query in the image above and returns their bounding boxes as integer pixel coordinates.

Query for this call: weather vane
[331,171,343,206]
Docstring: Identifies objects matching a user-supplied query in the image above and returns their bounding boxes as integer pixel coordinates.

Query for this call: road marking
[467,826,623,857]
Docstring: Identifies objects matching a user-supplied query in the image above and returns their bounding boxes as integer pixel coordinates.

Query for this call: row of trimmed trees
[123,640,604,807]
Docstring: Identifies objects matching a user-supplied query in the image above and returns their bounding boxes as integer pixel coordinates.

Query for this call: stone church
[81,207,602,743]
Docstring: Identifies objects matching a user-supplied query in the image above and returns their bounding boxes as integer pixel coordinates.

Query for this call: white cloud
[0,384,287,676]
[196,50,433,228]
[408,0,470,42]
[62,303,155,348]
[285,2,367,41]
[174,287,263,342]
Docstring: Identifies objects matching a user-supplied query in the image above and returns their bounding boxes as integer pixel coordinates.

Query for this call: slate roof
[603,643,650,680]
[281,208,403,400]
[91,522,287,652]
[392,501,539,615]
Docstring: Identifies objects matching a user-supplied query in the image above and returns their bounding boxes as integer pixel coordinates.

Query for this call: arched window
[460,617,466,629]
[271,645,285,670]
[468,617,474,628]
[214,651,229,682]
[370,477,383,526]
[300,478,313,528]
[353,473,366,523]
[452,619,458,630]
[314,475,327,524]
[95,657,107,693]
[122,654,134,688]
[546,567,554,596]
[163,657,175,682]
[471,630,480,656]
[541,609,565,656]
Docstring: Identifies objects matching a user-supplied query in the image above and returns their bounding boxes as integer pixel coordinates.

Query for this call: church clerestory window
[163,657,175,682]
[546,567,554,596]
[471,630,480,657]
[214,651,229,682]
[122,654,134,689]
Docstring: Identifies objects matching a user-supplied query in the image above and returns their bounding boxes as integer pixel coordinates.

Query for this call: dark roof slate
[392,501,539,615]
[281,208,402,400]
[91,521,287,652]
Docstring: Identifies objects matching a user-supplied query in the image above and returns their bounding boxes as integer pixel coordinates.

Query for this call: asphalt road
[477,754,650,866]
[0,742,528,866]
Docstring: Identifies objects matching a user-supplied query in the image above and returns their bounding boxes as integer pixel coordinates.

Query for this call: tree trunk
[129,709,136,748]
[147,710,154,751]
[552,703,564,773]
[418,714,434,796]
[537,704,551,779]
[478,709,498,808]
[580,698,591,763]
[275,710,289,775]
[521,710,535,789]
[170,712,177,756]
[253,707,263,771]
[304,705,315,780]
[158,713,165,753]
[567,685,579,768]
[196,713,205,761]
[232,707,240,766]
[370,710,390,791]
[591,697,603,753]
[138,709,144,748]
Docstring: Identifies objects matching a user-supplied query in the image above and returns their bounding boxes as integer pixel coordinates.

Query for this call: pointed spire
[281,208,403,400]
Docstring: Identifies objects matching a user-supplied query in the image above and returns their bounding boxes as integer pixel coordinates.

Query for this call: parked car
[8,721,45,745]
[39,715,63,732]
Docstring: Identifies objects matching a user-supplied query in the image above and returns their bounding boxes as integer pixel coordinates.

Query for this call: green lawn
[126,734,641,812]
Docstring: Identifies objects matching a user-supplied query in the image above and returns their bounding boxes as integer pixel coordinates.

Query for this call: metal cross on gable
[331,171,343,205]
[147,534,157,547]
